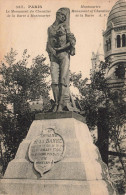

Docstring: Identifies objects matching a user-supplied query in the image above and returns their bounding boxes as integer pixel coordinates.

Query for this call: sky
[0,0,117,79]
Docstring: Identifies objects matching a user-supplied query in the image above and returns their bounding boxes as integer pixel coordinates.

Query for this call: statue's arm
[67,33,76,47]
[54,42,70,51]
[66,29,76,56]
[46,28,56,56]
[54,28,76,54]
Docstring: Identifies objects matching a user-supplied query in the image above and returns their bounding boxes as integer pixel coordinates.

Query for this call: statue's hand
[70,47,75,56]
[54,43,70,52]
[50,48,56,56]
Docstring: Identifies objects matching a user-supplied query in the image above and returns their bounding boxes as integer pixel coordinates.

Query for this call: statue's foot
[64,103,80,113]
[52,104,58,112]
[73,107,80,113]
[65,103,74,111]
[57,104,63,112]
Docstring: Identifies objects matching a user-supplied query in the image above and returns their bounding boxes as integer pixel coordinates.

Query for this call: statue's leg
[57,84,66,112]
[57,52,70,112]
[50,61,59,112]
[51,84,59,112]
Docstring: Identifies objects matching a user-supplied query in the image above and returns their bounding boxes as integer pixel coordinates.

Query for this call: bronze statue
[46,7,78,112]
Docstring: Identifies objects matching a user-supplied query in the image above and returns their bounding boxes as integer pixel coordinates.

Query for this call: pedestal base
[0,179,115,195]
[1,112,116,195]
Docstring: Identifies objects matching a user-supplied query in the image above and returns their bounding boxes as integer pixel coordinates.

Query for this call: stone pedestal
[0,112,116,195]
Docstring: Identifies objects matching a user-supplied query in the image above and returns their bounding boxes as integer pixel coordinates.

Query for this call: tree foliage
[0,49,50,172]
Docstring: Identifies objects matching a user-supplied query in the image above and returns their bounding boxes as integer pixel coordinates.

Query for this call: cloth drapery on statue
[46,7,79,112]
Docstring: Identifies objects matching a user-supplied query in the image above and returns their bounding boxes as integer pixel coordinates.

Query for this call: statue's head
[56,10,66,23]
[56,8,70,26]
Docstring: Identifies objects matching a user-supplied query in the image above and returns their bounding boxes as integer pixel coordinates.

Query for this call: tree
[107,90,126,194]
[70,68,107,129]
[0,49,50,173]
[70,60,126,193]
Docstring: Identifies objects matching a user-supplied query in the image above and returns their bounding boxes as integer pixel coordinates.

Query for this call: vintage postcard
[0,0,126,195]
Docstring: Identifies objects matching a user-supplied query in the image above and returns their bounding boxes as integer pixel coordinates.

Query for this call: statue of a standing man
[46,7,78,112]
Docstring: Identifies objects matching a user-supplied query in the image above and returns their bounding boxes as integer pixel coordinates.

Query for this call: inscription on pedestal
[28,128,65,176]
